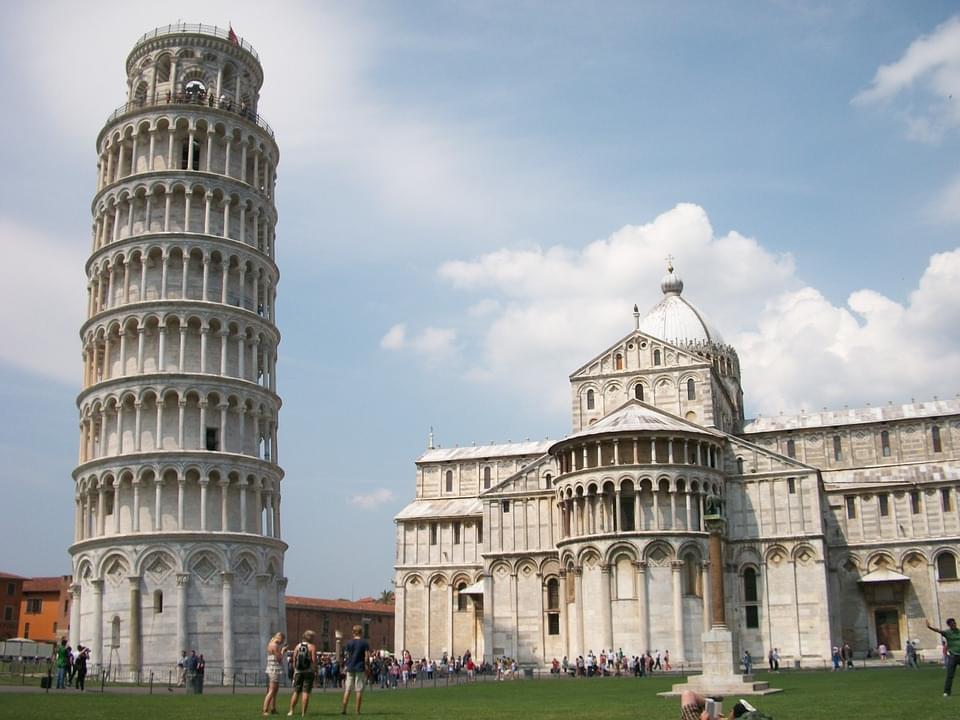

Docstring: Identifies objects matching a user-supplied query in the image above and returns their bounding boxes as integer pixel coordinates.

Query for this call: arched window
[634,384,644,401]
[482,466,491,490]
[456,582,468,611]
[544,473,552,488]
[653,349,661,366]
[833,435,842,461]
[111,616,121,648]
[786,439,796,459]
[181,138,200,170]
[546,578,560,635]
[736,457,744,474]
[445,470,453,493]
[937,553,958,581]
[880,430,891,457]
[682,552,701,597]
[614,353,624,370]
[156,55,171,83]
[687,378,696,400]
[742,568,759,628]
[932,425,942,453]
[586,389,595,410]
[153,590,163,614]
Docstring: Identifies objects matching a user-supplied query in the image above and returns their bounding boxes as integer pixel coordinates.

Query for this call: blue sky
[0,2,958,598]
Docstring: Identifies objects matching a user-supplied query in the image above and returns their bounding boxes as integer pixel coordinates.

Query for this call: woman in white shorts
[262,632,286,716]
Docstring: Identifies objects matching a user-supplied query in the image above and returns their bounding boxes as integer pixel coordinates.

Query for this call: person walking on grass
[928,617,960,697]
[288,630,317,717]
[341,625,370,715]
[54,638,68,689]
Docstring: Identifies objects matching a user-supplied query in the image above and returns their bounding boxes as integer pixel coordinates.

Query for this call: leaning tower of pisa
[68,24,286,678]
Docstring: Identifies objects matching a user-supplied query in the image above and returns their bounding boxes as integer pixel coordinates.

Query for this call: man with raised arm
[927,618,960,697]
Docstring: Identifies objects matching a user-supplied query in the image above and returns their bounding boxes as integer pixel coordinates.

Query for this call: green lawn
[0,667,952,719]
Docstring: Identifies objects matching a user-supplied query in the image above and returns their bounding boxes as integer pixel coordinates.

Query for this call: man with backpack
[288,630,317,717]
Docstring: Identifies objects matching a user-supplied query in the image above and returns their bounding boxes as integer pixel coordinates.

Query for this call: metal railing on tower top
[133,23,260,61]
[104,93,274,138]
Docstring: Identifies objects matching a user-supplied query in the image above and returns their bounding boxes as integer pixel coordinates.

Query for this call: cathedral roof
[742,397,960,433]
[637,263,724,345]
[554,400,723,448]
[417,440,552,463]
[394,497,482,521]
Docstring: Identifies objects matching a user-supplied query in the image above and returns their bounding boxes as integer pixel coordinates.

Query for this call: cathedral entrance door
[874,608,901,651]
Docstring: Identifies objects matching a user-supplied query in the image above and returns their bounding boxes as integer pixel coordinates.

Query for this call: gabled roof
[394,497,482,521]
[417,440,552,463]
[481,453,553,497]
[23,577,68,593]
[552,399,723,449]
[742,397,960,433]
[568,329,707,380]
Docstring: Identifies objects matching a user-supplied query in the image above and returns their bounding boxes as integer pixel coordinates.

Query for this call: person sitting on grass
[679,691,769,720]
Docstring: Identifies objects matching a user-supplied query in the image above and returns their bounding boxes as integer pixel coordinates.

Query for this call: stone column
[257,574,270,656]
[447,583,454,660]
[636,562,648,653]
[277,577,288,637]
[153,476,163,531]
[69,584,81,650]
[219,478,230,531]
[511,572,519,659]
[702,562,712,632]
[222,572,234,677]
[131,479,141,532]
[707,520,726,628]
[91,579,104,671]
[558,571,569,660]
[177,476,186,529]
[475,573,490,662]
[574,567,584,657]
[128,576,142,673]
[671,561,685,663]
[599,564,613,651]
[176,573,189,655]
[199,477,209,531]
[239,479,248,532]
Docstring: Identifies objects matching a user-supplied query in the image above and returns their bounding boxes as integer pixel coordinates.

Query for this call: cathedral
[393,263,960,667]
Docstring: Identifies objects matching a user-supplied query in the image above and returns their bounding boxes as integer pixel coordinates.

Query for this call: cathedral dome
[638,263,723,345]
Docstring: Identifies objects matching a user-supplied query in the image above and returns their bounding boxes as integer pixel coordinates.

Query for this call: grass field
[0,667,952,719]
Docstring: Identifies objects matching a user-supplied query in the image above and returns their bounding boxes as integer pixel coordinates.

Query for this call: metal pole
[149,671,154,694]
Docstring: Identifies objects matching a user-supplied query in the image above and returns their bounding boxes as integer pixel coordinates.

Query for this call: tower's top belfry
[125,24,264,108]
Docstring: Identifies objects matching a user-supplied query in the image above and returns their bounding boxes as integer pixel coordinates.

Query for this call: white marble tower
[69,23,286,678]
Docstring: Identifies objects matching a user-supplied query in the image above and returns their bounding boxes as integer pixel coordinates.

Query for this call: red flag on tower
[228,24,239,45]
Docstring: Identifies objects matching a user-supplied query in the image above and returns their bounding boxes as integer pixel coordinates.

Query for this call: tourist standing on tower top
[263,632,286,717]
[927,618,960,696]
[341,625,370,715]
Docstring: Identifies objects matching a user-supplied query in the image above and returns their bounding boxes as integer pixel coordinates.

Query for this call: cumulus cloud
[0,218,86,384]
[404,203,960,418]
[852,15,960,142]
[349,488,396,510]
[380,323,457,357]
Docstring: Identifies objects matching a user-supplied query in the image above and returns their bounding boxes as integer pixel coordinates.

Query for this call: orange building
[1,572,26,640]
[285,596,394,654]
[18,576,71,643]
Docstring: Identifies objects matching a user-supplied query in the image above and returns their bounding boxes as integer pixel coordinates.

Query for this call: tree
[378,589,395,604]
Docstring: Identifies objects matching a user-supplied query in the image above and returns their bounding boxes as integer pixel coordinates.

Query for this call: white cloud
[409,204,960,418]
[380,323,407,350]
[853,15,960,141]
[349,488,396,510]
[0,218,86,384]
[380,323,457,358]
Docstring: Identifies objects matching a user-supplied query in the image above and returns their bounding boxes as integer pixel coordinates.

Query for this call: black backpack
[294,642,312,672]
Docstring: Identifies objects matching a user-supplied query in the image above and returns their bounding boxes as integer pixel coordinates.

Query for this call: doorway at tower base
[659,626,783,697]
